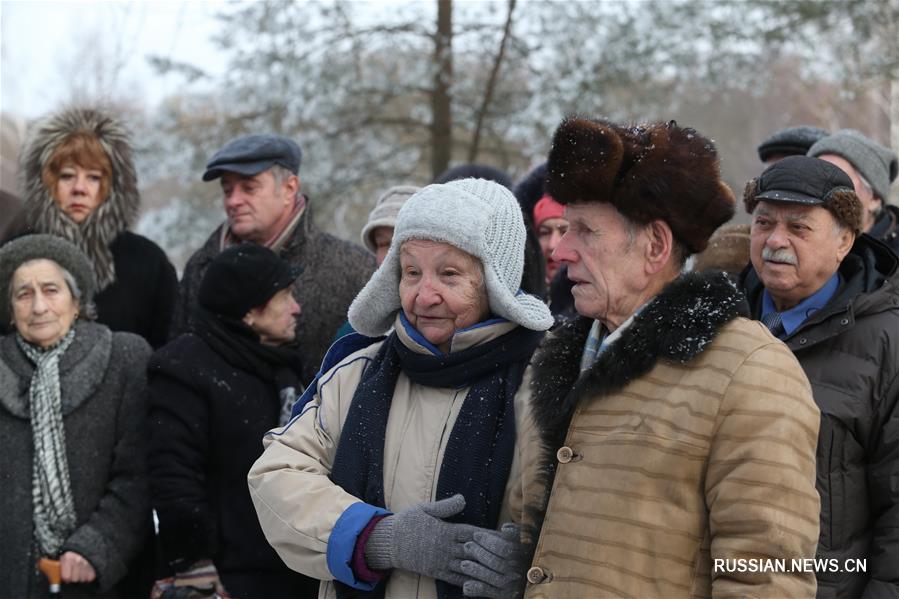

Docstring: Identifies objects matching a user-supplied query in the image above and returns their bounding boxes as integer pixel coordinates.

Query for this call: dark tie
[761,311,785,338]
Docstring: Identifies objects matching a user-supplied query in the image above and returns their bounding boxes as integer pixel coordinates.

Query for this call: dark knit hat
[203,134,302,182]
[743,156,862,234]
[757,126,828,162]
[0,234,97,323]
[545,117,736,254]
[807,129,898,201]
[199,244,301,318]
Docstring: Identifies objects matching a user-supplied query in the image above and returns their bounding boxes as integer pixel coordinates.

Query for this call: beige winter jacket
[248,317,536,599]
[524,273,821,598]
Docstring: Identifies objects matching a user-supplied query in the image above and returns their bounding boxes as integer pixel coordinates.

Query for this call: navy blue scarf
[330,319,544,599]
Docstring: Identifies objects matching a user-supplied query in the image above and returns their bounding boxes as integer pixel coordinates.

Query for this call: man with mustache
[170,134,375,382]
[740,155,899,598]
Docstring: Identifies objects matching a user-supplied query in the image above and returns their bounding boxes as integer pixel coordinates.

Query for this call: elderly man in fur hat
[740,156,899,598]
[462,118,822,598]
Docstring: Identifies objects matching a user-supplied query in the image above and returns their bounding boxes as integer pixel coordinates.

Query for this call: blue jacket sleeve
[327,502,391,589]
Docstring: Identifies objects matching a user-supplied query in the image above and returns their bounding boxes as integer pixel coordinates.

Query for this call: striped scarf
[17,329,78,557]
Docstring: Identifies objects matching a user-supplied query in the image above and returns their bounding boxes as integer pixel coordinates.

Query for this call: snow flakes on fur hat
[545,117,736,254]
[348,178,554,336]
[0,234,97,324]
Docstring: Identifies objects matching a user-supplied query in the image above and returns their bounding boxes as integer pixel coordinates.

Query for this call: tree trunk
[468,0,517,163]
[431,0,453,180]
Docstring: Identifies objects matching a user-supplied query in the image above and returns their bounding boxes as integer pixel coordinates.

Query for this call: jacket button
[527,566,549,584]
[840,318,849,325]
[799,338,808,345]
[557,446,574,463]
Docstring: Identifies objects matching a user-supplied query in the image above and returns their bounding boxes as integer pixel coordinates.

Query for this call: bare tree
[138,0,899,257]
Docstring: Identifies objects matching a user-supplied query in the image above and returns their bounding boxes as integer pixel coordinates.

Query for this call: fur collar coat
[522,272,821,598]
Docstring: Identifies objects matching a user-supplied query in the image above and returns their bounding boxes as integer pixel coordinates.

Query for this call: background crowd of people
[0,104,897,599]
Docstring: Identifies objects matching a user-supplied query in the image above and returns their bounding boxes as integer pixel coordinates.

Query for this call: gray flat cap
[203,134,302,181]
[757,126,829,162]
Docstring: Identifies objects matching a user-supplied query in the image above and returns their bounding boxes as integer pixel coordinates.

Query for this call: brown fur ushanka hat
[545,117,736,254]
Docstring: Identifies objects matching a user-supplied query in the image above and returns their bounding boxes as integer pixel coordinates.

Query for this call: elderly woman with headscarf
[0,234,151,598]
[15,107,177,348]
[148,244,318,599]
[248,178,554,599]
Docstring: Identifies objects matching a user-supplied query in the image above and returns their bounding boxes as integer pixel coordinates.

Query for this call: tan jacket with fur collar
[524,272,821,599]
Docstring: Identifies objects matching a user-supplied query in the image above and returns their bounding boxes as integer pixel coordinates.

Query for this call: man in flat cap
[462,118,820,597]
[808,129,899,254]
[740,155,899,598]
[757,125,829,165]
[171,134,376,382]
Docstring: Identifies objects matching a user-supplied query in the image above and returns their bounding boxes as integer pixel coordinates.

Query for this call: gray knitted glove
[460,523,526,598]
[364,494,479,586]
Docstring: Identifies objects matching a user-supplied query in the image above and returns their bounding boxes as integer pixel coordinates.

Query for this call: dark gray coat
[0,321,151,598]
[170,201,376,383]
[742,235,899,599]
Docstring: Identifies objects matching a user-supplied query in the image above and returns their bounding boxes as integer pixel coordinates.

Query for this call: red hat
[533,194,565,227]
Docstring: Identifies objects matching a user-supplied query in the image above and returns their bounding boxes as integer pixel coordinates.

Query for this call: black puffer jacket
[742,234,899,599]
[148,333,318,599]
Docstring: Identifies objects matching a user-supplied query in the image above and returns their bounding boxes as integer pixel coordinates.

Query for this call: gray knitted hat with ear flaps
[348,178,554,336]
[0,234,97,324]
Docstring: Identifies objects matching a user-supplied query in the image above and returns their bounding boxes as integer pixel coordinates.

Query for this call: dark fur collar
[523,271,748,543]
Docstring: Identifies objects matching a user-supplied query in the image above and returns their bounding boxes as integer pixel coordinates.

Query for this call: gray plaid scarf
[17,329,77,557]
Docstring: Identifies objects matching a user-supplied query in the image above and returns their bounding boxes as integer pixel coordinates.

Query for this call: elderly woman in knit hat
[148,243,317,599]
[0,234,151,598]
[332,186,420,342]
[249,178,553,599]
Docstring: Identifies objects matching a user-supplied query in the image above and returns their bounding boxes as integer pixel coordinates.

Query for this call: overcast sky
[1,0,228,120]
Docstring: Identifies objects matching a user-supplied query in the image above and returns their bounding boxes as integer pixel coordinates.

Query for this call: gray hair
[269,164,298,188]
[621,214,690,270]
[10,259,97,322]
[858,173,884,218]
